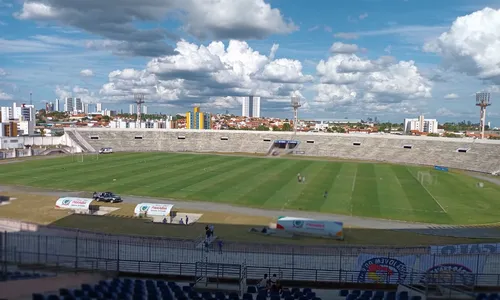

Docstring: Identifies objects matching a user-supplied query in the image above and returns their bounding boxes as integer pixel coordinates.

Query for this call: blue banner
[356,254,417,284]
[434,165,448,172]
[419,255,486,286]
[274,140,299,144]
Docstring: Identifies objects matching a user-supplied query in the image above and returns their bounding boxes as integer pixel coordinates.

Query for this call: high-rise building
[404,115,438,134]
[186,106,211,130]
[55,98,60,112]
[75,98,83,112]
[242,96,261,118]
[0,106,12,122]
[13,103,35,122]
[64,97,74,112]
[84,103,90,114]
[45,102,54,112]
[96,103,102,112]
[129,104,135,114]
[143,105,148,114]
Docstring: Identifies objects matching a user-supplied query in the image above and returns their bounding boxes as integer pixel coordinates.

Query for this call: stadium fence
[2,231,500,286]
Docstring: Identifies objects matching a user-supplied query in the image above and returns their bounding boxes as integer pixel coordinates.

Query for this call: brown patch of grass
[0,193,70,224]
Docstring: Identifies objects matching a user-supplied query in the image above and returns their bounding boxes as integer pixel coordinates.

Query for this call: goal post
[417,171,437,185]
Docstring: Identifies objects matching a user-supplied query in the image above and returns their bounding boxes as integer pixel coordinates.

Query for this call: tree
[282,123,292,131]
[256,125,269,131]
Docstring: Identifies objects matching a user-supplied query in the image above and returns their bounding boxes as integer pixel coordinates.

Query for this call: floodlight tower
[134,93,145,127]
[476,92,491,139]
[291,96,301,135]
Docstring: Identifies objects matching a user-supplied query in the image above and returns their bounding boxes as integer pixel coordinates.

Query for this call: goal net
[417,171,437,185]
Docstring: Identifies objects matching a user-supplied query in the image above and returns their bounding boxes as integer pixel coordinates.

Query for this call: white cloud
[55,85,99,103]
[424,7,500,84]
[359,13,368,20]
[444,93,459,99]
[330,42,359,54]
[0,68,6,76]
[334,32,359,40]
[99,40,310,109]
[0,89,13,101]
[436,107,459,117]
[181,0,298,39]
[80,69,94,77]
[15,0,297,57]
[314,53,432,110]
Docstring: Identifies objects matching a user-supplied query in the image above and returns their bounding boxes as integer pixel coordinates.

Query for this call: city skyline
[0,0,499,124]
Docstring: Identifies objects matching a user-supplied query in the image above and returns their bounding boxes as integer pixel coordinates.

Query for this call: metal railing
[3,231,500,286]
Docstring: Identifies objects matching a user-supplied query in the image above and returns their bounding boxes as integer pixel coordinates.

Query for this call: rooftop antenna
[134,93,145,127]
[476,92,491,139]
[291,96,301,135]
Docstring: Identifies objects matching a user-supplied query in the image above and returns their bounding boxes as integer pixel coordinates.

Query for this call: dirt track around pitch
[2,183,500,239]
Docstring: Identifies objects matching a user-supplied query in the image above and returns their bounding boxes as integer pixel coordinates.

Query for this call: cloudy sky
[0,0,500,123]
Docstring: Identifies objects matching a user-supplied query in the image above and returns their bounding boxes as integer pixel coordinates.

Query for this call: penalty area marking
[406,166,447,213]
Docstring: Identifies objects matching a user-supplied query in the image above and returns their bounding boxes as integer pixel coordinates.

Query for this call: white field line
[406,167,447,213]
[349,168,357,216]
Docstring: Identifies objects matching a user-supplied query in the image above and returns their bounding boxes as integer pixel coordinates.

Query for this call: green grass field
[0,152,499,225]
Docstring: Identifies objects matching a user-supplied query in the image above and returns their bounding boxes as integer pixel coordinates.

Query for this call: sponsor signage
[276,216,343,239]
[419,254,486,286]
[134,203,174,217]
[434,165,448,172]
[430,244,499,255]
[55,197,93,210]
[274,140,299,144]
[356,254,416,284]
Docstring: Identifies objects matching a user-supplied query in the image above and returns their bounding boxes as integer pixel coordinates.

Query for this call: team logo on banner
[292,220,304,228]
[62,199,71,205]
[140,205,149,212]
[358,257,408,284]
[421,264,475,286]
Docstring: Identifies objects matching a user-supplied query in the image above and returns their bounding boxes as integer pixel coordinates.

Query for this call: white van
[99,147,113,154]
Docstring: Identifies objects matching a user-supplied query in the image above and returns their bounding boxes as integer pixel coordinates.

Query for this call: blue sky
[0,0,499,124]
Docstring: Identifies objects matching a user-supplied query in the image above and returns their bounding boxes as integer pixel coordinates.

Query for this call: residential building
[129,104,135,114]
[96,103,102,112]
[186,106,211,129]
[64,97,74,112]
[75,98,83,112]
[404,115,438,134]
[242,96,261,118]
[55,98,60,112]
[45,102,54,112]
[84,103,90,114]
[0,106,12,122]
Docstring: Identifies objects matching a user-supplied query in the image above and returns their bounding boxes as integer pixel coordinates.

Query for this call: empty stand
[31,278,324,300]
[71,128,500,174]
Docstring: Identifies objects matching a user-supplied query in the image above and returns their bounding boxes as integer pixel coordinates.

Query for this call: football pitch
[0,152,499,225]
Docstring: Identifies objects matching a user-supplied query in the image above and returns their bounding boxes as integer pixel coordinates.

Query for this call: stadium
[1,128,500,299]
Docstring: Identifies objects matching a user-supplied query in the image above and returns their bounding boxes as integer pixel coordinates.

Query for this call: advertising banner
[430,243,499,255]
[434,165,449,172]
[276,216,343,239]
[134,203,174,217]
[55,197,93,210]
[356,254,417,284]
[418,255,486,286]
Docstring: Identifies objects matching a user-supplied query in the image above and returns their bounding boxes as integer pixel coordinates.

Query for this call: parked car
[99,148,113,154]
[92,192,122,203]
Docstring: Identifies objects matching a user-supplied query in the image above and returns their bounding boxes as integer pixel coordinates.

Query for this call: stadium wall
[71,128,500,174]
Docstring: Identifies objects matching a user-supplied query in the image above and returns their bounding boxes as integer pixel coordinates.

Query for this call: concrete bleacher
[70,128,500,174]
